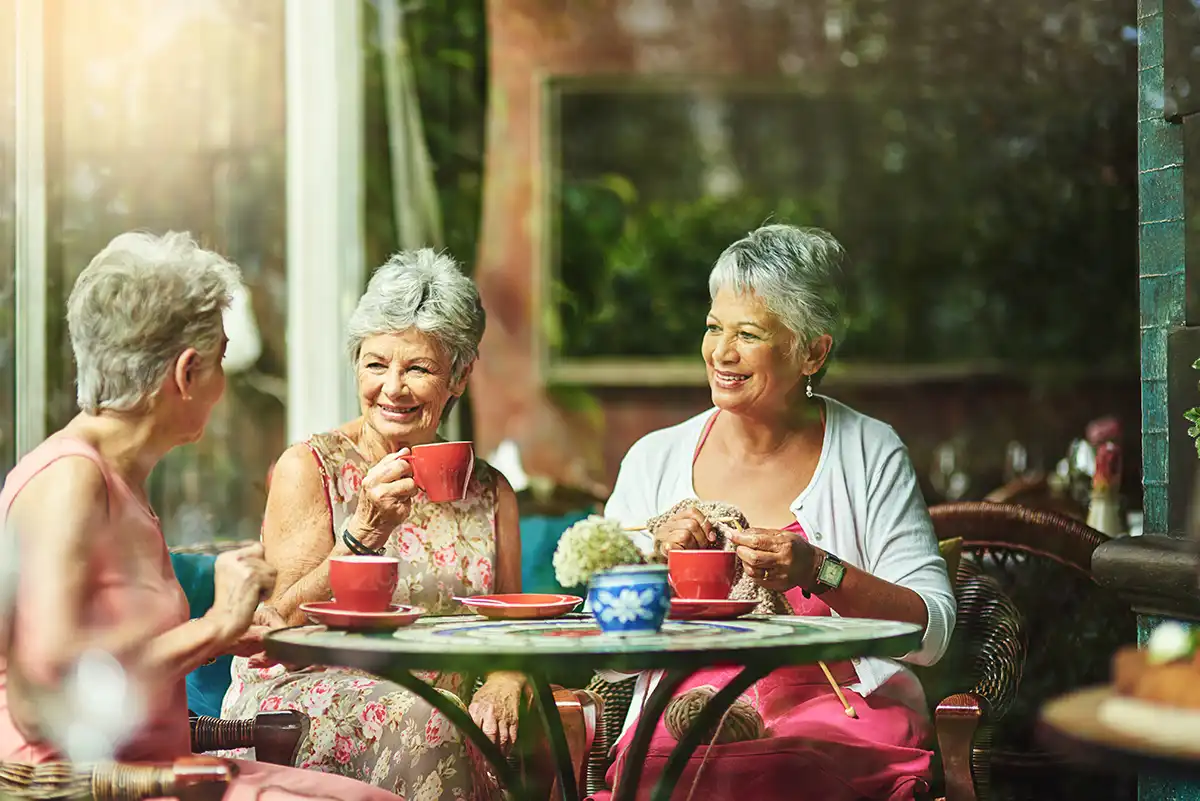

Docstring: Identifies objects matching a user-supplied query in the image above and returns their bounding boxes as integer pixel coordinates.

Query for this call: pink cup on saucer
[409,442,475,503]
[668,550,737,599]
[329,555,400,612]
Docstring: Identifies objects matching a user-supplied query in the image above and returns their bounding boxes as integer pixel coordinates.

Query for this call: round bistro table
[1039,686,1200,780]
[265,613,922,801]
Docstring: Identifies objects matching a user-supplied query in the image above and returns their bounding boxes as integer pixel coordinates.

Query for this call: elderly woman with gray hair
[599,225,956,800]
[221,250,521,801]
[0,231,401,801]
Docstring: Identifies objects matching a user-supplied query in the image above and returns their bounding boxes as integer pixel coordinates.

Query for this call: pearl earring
[805,376,814,399]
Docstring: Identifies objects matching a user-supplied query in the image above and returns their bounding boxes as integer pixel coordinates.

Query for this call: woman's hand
[729,528,818,592]
[351,449,419,549]
[225,604,288,658]
[205,543,278,647]
[469,671,526,753]
[652,506,716,556]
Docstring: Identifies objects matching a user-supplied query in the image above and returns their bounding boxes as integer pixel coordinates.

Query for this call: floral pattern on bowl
[587,564,670,635]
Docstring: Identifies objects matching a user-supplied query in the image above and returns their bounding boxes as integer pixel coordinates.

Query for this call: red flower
[425,710,448,746]
[359,701,386,740]
[333,733,357,764]
[341,463,364,496]
[433,545,457,569]
[260,696,286,712]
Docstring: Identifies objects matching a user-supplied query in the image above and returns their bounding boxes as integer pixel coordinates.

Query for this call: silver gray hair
[708,224,846,353]
[346,248,485,379]
[67,231,240,414]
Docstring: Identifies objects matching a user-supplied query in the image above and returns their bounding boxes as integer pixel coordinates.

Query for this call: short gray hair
[708,224,846,351]
[347,249,485,379]
[67,231,240,414]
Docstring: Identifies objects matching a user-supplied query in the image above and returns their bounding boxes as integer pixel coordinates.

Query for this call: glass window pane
[550,1,1138,370]
[45,0,286,544]
[0,1,15,478]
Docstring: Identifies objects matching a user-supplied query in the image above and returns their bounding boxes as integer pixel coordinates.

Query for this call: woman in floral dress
[221,249,523,801]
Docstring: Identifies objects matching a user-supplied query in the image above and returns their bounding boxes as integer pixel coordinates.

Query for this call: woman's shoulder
[470,454,502,489]
[825,397,907,457]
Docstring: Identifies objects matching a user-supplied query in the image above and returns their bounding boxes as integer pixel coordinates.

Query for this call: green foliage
[362,0,488,276]
[555,186,823,357]
[551,0,1138,369]
[1186,359,1200,458]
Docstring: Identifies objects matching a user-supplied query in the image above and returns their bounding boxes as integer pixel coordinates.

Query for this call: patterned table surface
[265,613,923,673]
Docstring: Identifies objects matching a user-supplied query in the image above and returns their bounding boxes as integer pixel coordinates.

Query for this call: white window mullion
[284,0,365,443]
[14,0,46,459]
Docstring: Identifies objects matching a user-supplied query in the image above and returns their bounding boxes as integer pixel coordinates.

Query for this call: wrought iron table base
[385,665,769,801]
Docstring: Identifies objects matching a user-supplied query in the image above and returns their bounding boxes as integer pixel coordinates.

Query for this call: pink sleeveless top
[0,437,192,763]
[693,410,810,539]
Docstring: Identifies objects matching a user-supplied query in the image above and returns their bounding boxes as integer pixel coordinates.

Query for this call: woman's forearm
[270,538,356,625]
[819,559,929,630]
[22,613,231,697]
[138,615,231,679]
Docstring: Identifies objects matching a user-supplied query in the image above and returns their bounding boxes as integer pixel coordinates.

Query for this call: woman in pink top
[600,225,956,800]
[0,231,401,801]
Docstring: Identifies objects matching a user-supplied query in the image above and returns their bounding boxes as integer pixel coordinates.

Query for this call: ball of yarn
[663,685,765,745]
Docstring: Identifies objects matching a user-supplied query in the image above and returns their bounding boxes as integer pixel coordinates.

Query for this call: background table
[1039,686,1200,780]
[266,614,922,801]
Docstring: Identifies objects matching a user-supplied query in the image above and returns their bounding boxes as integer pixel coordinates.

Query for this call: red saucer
[458,593,582,620]
[668,598,758,621]
[299,601,424,631]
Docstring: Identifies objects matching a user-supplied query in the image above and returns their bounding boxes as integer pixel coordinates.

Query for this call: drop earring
[805,376,814,399]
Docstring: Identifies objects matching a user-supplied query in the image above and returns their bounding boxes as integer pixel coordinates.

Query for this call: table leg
[648,665,770,801]
[527,673,580,801]
[610,669,695,801]
[382,669,528,800]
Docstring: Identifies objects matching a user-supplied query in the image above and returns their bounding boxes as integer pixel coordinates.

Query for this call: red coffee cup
[668,550,737,600]
[409,441,475,502]
[329,555,400,612]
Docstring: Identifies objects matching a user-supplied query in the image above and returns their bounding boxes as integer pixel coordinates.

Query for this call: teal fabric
[169,552,232,718]
[520,512,589,595]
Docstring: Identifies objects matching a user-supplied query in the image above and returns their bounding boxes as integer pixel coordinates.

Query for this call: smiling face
[356,329,467,448]
[702,287,829,417]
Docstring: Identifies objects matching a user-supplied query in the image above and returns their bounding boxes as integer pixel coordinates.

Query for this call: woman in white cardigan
[599,224,956,801]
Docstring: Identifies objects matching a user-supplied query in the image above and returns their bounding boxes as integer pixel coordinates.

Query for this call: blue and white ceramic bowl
[587,564,670,635]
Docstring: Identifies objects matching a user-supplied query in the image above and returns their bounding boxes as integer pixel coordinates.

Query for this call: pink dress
[0,437,401,801]
[598,414,934,801]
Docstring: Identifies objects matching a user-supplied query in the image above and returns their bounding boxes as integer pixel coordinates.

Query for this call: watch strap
[808,550,845,597]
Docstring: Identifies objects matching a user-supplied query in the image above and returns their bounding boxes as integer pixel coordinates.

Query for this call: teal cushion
[169,552,232,718]
[520,512,590,595]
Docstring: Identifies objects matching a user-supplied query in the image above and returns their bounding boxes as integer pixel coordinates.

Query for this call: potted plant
[552,516,669,635]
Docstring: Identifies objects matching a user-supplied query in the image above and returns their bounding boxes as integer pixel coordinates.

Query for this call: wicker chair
[0,757,235,801]
[579,536,1026,801]
[0,712,306,801]
[928,502,1137,801]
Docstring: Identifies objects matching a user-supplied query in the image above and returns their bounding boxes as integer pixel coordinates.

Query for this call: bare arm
[260,444,351,625]
[809,557,929,629]
[469,471,525,752]
[491,473,522,594]
[8,459,235,691]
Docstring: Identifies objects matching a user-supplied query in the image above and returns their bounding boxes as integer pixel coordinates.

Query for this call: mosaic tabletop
[265,613,923,673]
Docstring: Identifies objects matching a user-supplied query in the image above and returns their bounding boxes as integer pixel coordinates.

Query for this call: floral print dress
[221,432,499,801]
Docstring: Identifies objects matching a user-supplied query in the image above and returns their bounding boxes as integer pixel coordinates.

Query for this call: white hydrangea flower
[552,515,645,588]
[1147,621,1195,665]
